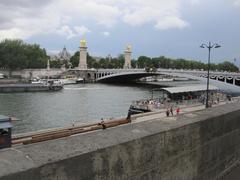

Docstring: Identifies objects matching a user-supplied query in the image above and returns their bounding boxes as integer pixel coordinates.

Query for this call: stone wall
[0,102,240,180]
[0,69,97,82]
[0,69,64,79]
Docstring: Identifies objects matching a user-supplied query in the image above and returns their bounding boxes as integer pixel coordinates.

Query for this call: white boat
[173,77,189,81]
[157,78,174,82]
[144,77,155,82]
[76,78,84,83]
[0,73,4,79]
[59,78,77,85]
[58,75,78,85]
[31,78,47,85]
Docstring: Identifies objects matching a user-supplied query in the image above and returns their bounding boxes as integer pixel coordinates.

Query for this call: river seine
[0,83,163,134]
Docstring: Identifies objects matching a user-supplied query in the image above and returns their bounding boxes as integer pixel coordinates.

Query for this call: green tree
[0,39,48,70]
[50,60,62,68]
[70,51,79,68]
[137,56,151,68]
[218,61,238,72]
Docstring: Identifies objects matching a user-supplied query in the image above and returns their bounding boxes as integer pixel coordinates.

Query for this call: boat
[0,83,63,92]
[32,78,63,86]
[0,73,4,79]
[31,78,47,85]
[128,85,222,116]
[157,78,174,82]
[76,77,84,83]
[173,77,189,81]
[59,78,77,85]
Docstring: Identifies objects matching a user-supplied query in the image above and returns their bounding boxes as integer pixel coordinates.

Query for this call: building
[50,46,71,62]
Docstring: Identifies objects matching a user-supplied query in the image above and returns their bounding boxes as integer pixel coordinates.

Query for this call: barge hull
[0,84,63,92]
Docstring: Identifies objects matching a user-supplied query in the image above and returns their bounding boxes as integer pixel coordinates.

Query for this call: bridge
[96,69,159,83]
[95,68,240,86]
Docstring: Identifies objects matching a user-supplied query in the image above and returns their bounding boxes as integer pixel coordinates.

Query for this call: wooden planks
[12,118,131,145]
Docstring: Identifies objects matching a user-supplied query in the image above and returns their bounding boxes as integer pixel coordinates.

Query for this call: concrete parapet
[0,102,240,179]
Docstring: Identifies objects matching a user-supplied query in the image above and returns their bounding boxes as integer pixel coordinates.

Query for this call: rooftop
[161,85,218,94]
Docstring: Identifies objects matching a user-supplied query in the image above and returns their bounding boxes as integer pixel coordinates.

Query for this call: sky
[0,0,240,65]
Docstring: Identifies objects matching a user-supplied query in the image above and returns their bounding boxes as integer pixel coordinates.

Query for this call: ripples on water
[0,83,163,134]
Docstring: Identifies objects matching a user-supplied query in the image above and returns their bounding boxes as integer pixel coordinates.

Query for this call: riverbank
[1,101,240,180]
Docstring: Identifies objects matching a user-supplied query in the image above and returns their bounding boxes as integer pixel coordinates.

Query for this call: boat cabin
[129,85,221,117]
[161,85,219,101]
[0,115,12,149]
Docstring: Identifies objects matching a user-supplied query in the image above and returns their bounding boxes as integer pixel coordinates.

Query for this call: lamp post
[200,42,221,108]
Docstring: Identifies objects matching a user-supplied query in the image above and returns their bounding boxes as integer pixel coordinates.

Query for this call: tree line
[0,39,238,72]
[0,39,48,69]
[70,52,239,72]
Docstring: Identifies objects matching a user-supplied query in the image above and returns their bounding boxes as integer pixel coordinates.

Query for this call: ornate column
[78,39,88,69]
[47,59,50,70]
[124,45,132,69]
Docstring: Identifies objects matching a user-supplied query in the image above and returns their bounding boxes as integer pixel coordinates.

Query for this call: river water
[0,83,164,134]
[1,81,239,134]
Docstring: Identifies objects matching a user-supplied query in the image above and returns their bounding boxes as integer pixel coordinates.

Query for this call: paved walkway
[132,100,234,123]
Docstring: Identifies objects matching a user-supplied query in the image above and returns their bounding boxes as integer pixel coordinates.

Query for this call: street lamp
[200,42,221,108]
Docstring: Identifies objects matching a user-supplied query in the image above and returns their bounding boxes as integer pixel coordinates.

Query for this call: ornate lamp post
[200,42,221,108]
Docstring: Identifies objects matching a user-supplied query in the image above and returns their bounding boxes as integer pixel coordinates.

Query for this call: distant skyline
[0,0,240,65]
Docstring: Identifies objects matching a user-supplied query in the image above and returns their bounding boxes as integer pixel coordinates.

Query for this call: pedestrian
[170,105,174,116]
[176,107,180,115]
[166,109,170,117]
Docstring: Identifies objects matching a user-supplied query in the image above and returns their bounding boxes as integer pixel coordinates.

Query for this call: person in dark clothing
[170,106,174,116]
[166,109,170,117]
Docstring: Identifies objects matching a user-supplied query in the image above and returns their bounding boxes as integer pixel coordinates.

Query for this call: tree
[218,61,238,72]
[70,51,79,68]
[50,60,61,68]
[137,56,151,68]
[0,39,48,70]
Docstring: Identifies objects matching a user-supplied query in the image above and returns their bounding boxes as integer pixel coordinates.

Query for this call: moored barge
[0,83,63,92]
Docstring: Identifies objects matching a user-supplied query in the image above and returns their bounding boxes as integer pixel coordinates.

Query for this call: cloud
[74,26,91,36]
[190,0,200,5]
[102,31,110,36]
[234,0,240,6]
[0,0,192,40]
[56,25,90,39]
[0,1,60,40]
[55,0,121,27]
[154,17,189,30]
[122,0,188,30]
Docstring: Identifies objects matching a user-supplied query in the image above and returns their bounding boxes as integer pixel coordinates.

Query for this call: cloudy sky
[0,0,240,64]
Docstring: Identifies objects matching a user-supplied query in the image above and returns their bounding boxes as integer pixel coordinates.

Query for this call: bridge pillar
[78,39,88,70]
[124,45,132,69]
[47,59,50,70]
[233,77,236,85]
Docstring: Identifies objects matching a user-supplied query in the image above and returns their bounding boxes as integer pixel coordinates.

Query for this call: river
[0,83,164,134]
[1,81,239,134]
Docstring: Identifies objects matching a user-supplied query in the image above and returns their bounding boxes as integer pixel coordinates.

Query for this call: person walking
[166,109,170,117]
[176,107,180,115]
[170,105,174,116]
